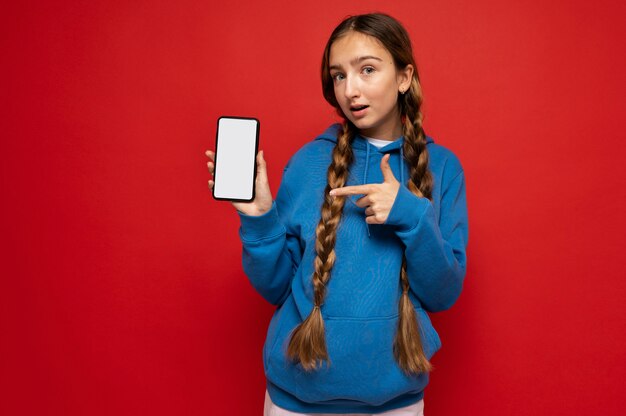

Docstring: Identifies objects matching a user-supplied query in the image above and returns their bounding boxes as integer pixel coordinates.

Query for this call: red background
[2,1,625,415]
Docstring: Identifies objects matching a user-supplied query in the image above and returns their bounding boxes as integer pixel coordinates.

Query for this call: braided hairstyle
[287,13,434,376]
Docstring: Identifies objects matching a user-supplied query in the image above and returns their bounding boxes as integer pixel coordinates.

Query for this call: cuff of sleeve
[385,184,431,232]
[237,201,286,242]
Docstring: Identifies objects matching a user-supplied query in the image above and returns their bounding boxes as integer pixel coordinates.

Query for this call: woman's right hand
[205,149,274,216]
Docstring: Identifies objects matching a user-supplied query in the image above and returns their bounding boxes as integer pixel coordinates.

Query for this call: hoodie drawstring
[400,145,404,185]
[363,142,370,190]
[364,144,371,237]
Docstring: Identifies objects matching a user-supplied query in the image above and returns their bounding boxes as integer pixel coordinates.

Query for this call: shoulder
[294,139,335,159]
[276,132,336,198]
[284,132,336,173]
[426,137,465,181]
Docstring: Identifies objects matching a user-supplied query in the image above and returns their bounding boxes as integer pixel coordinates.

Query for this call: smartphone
[212,116,260,202]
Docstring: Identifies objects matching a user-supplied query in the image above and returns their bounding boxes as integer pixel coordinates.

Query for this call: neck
[357,111,404,140]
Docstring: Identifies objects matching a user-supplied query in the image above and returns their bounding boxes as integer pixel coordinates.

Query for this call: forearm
[386,171,469,312]
[399,205,467,311]
[239,201,299,305]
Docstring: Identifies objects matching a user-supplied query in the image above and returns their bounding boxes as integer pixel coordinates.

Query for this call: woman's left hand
[329,154,405,224]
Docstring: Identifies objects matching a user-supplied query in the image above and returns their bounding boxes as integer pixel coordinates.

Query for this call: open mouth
[350,105,369,111]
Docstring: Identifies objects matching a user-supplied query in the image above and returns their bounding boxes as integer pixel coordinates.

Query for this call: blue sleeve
[384,170,469,312]
[237,167,302,306]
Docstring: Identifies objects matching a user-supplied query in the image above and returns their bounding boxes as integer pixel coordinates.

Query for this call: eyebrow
[329,55,383,71]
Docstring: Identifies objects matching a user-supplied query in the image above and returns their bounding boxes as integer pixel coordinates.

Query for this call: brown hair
[287,13,434,376]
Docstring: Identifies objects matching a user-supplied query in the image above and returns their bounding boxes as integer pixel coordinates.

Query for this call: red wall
[2,1,625,414]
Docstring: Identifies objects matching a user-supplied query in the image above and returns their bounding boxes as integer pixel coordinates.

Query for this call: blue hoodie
[237,123,469,414]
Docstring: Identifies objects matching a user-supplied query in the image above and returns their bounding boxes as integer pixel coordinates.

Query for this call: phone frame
[212,115,260,202]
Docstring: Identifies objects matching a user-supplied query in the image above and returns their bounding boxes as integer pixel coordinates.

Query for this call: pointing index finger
[330,184,372,196]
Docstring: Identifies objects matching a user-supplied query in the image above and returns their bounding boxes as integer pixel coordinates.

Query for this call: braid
[286,122,354,371]
[401,79,433,200]
[393,78,435,375]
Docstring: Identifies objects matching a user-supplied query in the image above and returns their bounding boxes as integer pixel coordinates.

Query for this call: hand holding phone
[206,117,273,216]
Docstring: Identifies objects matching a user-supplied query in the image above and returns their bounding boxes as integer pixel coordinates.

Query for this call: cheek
[369,79,393,101]
[335,88,350,109]
[381,79,399,101]
[333,84,343,101]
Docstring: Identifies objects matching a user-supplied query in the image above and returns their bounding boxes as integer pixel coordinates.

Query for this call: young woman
[206,13,468,416]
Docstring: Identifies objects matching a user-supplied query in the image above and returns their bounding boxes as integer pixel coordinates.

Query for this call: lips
[349,104,369,118]
[350,104,369,111]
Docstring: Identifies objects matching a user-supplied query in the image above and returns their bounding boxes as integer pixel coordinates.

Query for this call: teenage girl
[206,13,469,416]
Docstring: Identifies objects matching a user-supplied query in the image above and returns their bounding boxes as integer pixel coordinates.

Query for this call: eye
[362,66,375,75]
[331,72,345,82]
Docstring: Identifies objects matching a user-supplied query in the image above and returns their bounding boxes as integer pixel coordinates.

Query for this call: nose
[343,75,360,99]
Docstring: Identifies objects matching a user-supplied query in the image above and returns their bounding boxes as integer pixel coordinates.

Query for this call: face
[328,31,413,140]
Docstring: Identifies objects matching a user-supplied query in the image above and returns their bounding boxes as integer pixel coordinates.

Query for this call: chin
[350,118,372,130]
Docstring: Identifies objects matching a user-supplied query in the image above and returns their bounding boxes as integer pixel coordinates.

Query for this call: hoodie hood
[314,123,435,237]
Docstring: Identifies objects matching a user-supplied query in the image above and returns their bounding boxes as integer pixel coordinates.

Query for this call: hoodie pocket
[264,294,440,406]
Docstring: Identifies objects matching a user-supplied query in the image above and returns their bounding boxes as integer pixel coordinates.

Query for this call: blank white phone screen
[214,117,258,200]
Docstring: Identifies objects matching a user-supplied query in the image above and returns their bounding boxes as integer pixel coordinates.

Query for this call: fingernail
[329,190,335,196]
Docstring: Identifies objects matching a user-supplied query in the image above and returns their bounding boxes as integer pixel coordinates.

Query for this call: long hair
[287,13,435,376]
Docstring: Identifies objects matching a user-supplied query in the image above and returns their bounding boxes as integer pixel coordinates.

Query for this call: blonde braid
[393,78,435,376]
[286,122,355,371]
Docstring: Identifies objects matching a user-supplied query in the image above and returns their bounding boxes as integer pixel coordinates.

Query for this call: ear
[397,64,414,93]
